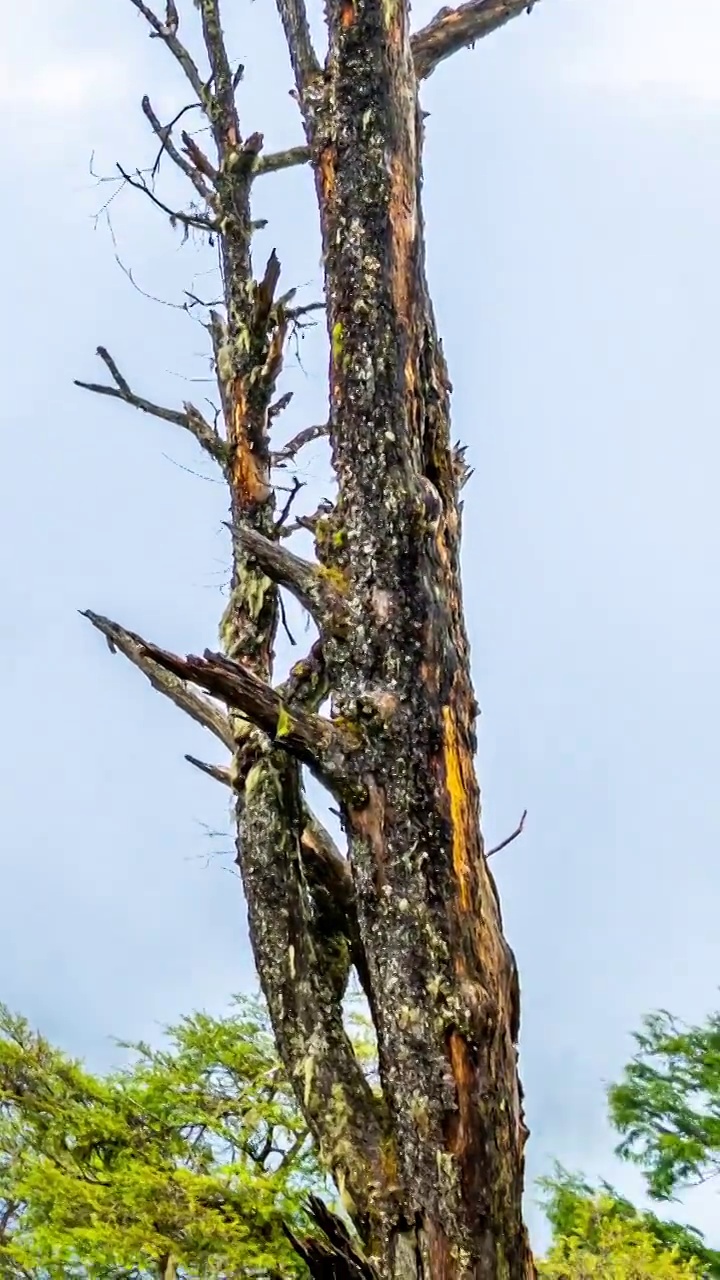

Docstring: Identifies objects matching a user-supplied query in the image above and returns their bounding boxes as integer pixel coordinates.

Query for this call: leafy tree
[73,0,547,1273]
[537,1194,702,1280]
[538,1168,720,1279]
[0,997,324,1278]
[609,1008,720,1201]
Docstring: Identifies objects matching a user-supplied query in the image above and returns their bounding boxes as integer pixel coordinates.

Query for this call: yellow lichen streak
[442,702,476,913]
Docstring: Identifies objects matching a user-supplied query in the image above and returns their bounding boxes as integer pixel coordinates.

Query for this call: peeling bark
[80,0,541,1275]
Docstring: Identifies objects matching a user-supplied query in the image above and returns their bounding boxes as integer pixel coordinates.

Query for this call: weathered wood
[80,0,540,1273]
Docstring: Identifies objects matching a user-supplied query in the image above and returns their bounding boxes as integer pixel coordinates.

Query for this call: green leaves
[537,1195,704,1279]
[608,1007,720,1201]
[538,998,720,1279]
[538,1166,720,1278]
[0,997,325,1278]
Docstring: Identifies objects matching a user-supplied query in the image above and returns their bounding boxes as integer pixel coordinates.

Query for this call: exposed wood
[82,0,547,1273]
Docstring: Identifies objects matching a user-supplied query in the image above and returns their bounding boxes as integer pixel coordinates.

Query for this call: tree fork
[81,0,541,1274]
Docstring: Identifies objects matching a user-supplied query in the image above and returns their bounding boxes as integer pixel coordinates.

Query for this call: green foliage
[0,997,328,1278]
[609,1007,720,1201]
[538,1167,720,1278]
[537,1192,703,1279]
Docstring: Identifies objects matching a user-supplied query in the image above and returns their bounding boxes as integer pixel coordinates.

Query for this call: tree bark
[80,0,542,1275]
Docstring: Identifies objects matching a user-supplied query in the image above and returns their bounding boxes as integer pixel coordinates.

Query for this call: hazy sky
[2,0,719,1251]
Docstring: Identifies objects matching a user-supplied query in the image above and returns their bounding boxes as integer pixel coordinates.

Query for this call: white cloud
[562,0,720,106]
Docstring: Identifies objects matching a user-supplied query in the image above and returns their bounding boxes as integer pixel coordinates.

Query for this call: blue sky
[2,0,719,1251]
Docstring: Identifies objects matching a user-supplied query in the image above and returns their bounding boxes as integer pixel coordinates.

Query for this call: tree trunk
[79,0,542,1275]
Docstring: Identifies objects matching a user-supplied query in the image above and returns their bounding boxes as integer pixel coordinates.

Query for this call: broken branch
[81,611,234,751]
[225,524,349,634]
[129,0,206,102]
[75,347,227,467]
[272,422,328,466]
[485,809,527,859]
[411,0,538,80]
[253,145,311,177]
[141,97,212,201]
[185,755,231,786]
[135,640,354,786]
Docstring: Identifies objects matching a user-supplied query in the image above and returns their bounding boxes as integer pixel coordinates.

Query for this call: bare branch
[226,524,349,634]
[286,300,325,322]
[185,754,231,786]
[75,347,227,467]
[485,809,528,859]
[81,611,234,751]
[274,0,321,93]
[197,0,240,150]
[116,163,215,232]
[269,391,293,422]
[253,145,311,177]
[128,0,206,102]
[272,422,328,467]
[141,96,213,201]
[180,131,218,182]
[134,640,354,786]
[411,0,538,80]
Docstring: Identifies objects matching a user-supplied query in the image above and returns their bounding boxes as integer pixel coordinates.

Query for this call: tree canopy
[538,1168,720,1280]
[2,996,719,1278]
[609,1007,720,1202]
[0,996,323,1278]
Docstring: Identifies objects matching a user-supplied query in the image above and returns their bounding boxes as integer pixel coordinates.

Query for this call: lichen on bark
[81,0,544,1274]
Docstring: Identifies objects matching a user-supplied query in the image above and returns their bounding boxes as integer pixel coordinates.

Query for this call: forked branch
[129,0,206,102]
[75,347,227,467]
[141,96,213,201]
[131,638,354,787]
[412,0,538,79]
[81,611,234,751]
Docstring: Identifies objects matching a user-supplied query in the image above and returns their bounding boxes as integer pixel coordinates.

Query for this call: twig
[485,810,527,859]
[141,97,212,201]
[275,477,304,530]
[185,755,232,786]
[81,611,234,751]
[278,594,297,647]
[129,0,206,103]
[287,300,325,321]
[116,164,215,233]
[411,0,537,80]
[102,213,189,312]
[75,346,228,467]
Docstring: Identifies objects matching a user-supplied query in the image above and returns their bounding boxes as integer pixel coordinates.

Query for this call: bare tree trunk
[78,0,543,1275]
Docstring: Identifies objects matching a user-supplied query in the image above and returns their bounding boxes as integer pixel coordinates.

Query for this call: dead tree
[77,0,541,1275]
